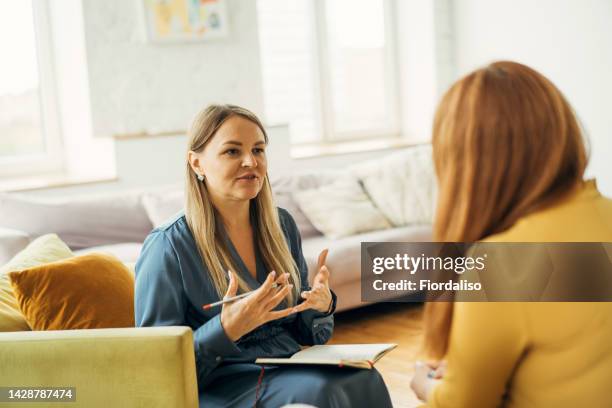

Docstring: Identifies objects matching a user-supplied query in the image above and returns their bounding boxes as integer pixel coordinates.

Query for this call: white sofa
[0,161,434,312]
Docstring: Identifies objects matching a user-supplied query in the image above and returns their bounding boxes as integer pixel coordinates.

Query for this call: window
[0,0,62,178]
[257,0,399,145]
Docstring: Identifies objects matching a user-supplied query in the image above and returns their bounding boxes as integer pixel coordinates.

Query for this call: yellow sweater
[428,180,612,408]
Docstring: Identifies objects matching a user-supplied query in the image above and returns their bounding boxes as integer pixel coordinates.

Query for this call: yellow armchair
[0,326,199,407]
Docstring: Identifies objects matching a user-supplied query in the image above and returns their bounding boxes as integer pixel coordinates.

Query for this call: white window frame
[0,0,63,179]
[307,0,400,145]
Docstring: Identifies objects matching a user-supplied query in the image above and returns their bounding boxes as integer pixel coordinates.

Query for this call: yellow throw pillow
[0,234,73,332]
[8,253,135,330]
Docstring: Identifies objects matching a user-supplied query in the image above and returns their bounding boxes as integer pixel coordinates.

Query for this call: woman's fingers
[317,248,329,271]
[291,301,311,313]
[414,361,430,376]
[313,248,330,293]
[411,361,432,401]
[266,306,299,321]
[253,271,277,300]
[248,271,288,303]
[301,283,329,302]
[263,283,293,311]
[432,367,445,379]
[423,360,444,379]
[432,360,447,378]
[224,270,238,300]
[261,273,291,308]
[275,272,290,286]
[314,265,330,286]
[298,282,332,313]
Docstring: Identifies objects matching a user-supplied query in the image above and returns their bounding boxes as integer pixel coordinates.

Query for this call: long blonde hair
[185,104,301,304]
[424,61,588,357]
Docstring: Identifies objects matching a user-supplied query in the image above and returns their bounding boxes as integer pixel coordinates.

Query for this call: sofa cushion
[293,176,391,239]
[8,253,134,330]
[273,193,321,239]
[271,171,339,239]
[349,145,436,226]
[0,227,30,266]
[0,191,153,249]
[0,234,74,332]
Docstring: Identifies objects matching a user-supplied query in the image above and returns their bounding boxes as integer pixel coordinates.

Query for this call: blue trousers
[199,364,393,408]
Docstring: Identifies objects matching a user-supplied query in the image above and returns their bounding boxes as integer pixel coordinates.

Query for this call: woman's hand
[220,270,296,341]
[294,249,333,314]
[410,360,446,401]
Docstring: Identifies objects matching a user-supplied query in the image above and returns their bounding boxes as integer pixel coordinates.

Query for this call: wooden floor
[330,302,425,408]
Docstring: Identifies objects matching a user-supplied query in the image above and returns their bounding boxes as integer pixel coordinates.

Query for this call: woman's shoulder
[276,206,291,221]
[145,212,190,244]
[154,211,187,230]
[484,179,612,242]
[276,206,299,233]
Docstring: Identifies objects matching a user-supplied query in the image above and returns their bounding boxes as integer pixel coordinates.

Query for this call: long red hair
[424,61,588,357]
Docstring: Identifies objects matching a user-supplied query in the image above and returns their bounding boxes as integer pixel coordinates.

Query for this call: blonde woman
[135,105,392,408]
[410,61,612,406]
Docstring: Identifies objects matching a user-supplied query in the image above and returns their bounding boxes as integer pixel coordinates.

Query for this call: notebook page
[292,344,396,362]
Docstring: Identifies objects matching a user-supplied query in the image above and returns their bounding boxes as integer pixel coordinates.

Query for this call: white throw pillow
[348,145,436,227]
[293,176,391,239]
[271,171,339,239]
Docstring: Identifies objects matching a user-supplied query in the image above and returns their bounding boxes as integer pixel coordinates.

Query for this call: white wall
[21,124,418,198]
[28,0,612,199]
[20,0,452,200]
[22,124,293,198]
[18,0,443,198]
[49,0,114,178]
[395,0,455,142]
[453,0,612,195]
[81,0,265,138]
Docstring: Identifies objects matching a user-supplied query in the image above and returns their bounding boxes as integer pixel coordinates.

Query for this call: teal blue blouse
[134,207,336,389]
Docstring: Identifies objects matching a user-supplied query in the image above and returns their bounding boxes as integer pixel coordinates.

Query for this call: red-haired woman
[411,61,612,407]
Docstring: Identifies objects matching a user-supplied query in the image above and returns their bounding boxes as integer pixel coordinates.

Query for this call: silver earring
[197,173,204,181]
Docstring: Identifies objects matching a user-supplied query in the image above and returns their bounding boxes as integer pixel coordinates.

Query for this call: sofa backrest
[0,191,153,250]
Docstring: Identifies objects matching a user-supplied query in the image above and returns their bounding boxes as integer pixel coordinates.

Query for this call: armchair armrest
[0,326,198,408]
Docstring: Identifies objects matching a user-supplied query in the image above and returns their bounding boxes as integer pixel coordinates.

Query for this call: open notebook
[255,344,397,369]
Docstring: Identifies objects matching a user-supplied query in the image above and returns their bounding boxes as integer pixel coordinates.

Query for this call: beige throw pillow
[0,234,73,331]
[271,171,340,239]
[348,145,436,227]
[293,176,391,239]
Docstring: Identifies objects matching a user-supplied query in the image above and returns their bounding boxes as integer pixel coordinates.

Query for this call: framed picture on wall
[142,0,229,43]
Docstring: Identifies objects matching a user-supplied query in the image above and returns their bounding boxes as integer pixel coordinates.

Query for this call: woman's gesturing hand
[294,248,333,314]
[410,360,445,402]
[220,270,296,341]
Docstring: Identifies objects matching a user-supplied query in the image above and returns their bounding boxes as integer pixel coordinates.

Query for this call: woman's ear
[187,150,204,175]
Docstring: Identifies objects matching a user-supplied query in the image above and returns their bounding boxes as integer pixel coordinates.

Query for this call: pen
[202,283,279,310]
